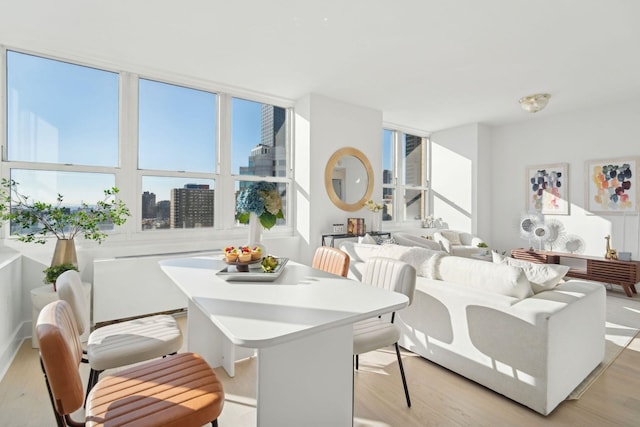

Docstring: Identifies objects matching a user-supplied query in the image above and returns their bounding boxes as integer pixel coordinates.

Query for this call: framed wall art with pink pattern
[526,163,569,215]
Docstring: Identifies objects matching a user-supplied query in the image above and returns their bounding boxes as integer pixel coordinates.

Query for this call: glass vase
[370,211,382,232]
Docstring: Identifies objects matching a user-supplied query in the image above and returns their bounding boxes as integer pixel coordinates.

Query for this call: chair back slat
[37,300,85,416]
[56,270,87,336]
[312,246,350,277]
[362,257,416,305]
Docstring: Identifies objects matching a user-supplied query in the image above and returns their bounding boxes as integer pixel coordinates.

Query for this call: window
[8,169,117,235]
[381,128,429,223]
[402,133,427,221]
[2,49,291,240]
[232,97,289,227]
[6,51,119,166]
[138,79,217,173]
[232,97,287,178]
[141,177,215,230]
[138,79,218,230]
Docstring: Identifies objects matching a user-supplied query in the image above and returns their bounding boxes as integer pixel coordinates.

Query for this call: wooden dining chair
[312,246,351,277]
[37,299,224,427]
[56,269,184,404]
[353,257,416,407]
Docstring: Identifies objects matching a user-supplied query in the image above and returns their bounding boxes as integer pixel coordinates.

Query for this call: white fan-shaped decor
[532,224,551,251]
[519,212,544,249]
[558,234,586,254]
[544,219,566,251]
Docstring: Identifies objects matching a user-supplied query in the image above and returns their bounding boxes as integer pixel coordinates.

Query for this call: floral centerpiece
[364,199,383,232]
[236,181,284,229]
[364,199,383,212]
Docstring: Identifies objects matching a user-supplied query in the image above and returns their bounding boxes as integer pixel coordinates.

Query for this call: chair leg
[355,354,359,370]
[394,343,411,408]
[84,368,103,407]
[212,419,218,427]
[40,357,66,427]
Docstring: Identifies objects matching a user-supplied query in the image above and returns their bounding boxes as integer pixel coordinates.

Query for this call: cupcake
[238,246,252,262]
[251,246,262,260]
[224,246,238,263]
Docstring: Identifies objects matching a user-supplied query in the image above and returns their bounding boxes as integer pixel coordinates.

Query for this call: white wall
[430,123,492,242]
[490,99,640,258]
[0,249,23,380]
[295,94,383,265]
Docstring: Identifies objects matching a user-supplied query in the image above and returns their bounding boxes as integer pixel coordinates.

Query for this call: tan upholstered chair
[312,246,351,277]
[56,270,184,403]
[37,300,224,427]
[353,257,417,407]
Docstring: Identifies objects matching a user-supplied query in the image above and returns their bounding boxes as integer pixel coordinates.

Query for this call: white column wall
[295,94,383,265]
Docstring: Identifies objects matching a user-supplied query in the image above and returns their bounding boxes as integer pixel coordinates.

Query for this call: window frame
[381,126,431,226]
[0,46,294,242]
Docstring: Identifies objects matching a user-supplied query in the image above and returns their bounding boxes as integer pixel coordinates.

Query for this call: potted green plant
[0,178,130,282]
[43,263,79,291]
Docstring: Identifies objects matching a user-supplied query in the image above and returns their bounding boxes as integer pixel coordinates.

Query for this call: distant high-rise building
[404,134,422,186]
[142,191,156,219]
[239,105,287,181]
[156,200,170,220]
[260,104,285,148]
[170,184,214,228]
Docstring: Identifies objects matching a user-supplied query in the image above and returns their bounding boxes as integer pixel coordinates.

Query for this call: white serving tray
[216,257,289,282]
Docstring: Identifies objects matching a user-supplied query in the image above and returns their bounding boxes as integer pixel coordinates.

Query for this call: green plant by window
[43,263,79,284]
[0,179,130,244]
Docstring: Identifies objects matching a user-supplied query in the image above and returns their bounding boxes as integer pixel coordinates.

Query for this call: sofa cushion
[492,252,570,294]
[440,230,461,245]
[436,256,533,299]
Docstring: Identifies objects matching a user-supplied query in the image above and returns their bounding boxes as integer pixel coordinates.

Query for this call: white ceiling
[2,0,639,132]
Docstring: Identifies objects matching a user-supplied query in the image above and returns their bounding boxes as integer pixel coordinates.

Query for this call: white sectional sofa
[339,241,606,415]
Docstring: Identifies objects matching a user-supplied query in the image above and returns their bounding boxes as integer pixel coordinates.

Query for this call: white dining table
[159,256,409,427]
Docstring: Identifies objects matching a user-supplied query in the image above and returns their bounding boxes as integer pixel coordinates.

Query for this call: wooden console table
[511,249,640,297]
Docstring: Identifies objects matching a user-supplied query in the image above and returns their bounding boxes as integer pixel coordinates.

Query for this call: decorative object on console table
[511,248,640,297]
[526,163,569,215]
[605,234,618,260]
[364,199,383,232]
[332,223,345,233]
[347,217,365,235]
[586,157,639,214]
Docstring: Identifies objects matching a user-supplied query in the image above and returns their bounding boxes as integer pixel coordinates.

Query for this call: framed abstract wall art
[586,157,639,214]
[526,163,569,215]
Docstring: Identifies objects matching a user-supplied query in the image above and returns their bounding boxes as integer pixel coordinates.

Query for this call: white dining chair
[56,269,183,404]
[353,257,417,407]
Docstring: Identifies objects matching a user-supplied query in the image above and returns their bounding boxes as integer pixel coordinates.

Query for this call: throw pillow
[492,252,570,293]
[440,230,462,246]
[358,233,378,244]
[375,236,397,245]
[436,256,533,299]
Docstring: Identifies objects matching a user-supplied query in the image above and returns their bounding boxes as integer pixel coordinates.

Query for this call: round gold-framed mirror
[324,147,374,212]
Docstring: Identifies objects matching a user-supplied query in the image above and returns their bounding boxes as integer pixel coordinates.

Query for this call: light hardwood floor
[2,321,639,426]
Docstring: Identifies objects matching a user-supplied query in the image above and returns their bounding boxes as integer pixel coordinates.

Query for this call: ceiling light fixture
[519,93,551,113]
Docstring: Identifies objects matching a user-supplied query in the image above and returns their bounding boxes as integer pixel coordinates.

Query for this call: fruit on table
[261,255,279,272]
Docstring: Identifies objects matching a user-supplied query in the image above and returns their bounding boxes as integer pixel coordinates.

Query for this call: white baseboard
[0,321,30,383]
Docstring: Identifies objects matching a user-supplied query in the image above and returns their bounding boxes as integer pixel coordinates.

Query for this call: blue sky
[7,50,264,204]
